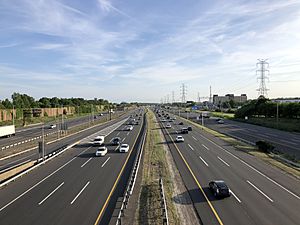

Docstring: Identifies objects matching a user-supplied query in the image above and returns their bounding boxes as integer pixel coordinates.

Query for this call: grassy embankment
[136,110,179,225]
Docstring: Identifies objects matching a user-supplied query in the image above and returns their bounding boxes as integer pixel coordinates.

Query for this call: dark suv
[111,137,121,146]
[209,180,231,198]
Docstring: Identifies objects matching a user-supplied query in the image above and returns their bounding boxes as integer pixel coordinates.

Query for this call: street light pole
[12,105,15,126]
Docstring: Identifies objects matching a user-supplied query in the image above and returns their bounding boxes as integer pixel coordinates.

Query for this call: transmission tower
[256,59,269,98]
[180,83,187,103]
[172,91,175,104]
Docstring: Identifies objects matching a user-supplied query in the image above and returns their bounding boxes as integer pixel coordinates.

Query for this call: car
[209,180,231,198]
[93,136,105,146]
[166,123,171,128]
[111,137,121,145]
[125,125,133,131]
[119,144,129,153]
[178,122,183,125]
[95,146,108,156]
[218,119,224,124]
[49,124,56,129]
[99,113,103,116]
[181,128,188,134]
[176,135,184,142]
[187,126,192,131]
[134,121,139,125]
[161,119,166,122]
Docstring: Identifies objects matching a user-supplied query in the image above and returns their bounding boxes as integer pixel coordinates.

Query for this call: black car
[111,137,121,146]
[181,128,188,134]
[178,122,184,125]
[187,126,192,131]
[209,180,231,198]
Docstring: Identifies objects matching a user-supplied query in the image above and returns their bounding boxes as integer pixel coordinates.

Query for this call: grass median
[136,110,179,225]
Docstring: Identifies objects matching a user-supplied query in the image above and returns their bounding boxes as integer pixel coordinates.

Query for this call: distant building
[213,94,247,105]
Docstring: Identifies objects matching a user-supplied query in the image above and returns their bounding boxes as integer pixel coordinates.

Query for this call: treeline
[235,97,300,119]
[0,92,110,109]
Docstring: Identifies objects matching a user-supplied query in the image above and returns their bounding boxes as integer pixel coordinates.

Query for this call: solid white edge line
[199,156,209,167]
[217,156,230,167]
[188,144,194,151]
[198,133,300,200]
[81,157,93,168]
[38,182,64,205]
[202,144,209,150]
[70,181,90,205]
[247,180,273,202]
[230,189,241,203]
[101,157,111,168]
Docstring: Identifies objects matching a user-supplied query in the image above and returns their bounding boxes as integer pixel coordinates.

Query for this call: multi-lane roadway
[0,110,145,225]
[0,112,124,176]
[171,110,300,160]
[157,110,300,225]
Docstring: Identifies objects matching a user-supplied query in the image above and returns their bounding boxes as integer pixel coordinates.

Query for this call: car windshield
[215,181,227,188]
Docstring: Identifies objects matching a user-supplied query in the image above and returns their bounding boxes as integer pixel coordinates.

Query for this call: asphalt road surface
[169,110,300,159]
[0,111,130,175]
[0,110,145,225]
[157,110,300,225]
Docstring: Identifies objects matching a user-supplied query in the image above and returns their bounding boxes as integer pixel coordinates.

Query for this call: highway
[157,110,300,225]
[0,110,145,225]
[0,112,115,153]
[0,111,124,177]
[170,110,300,160]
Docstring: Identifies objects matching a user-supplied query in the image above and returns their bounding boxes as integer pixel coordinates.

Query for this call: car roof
[213,180,228,188]
[121,143,128,147]
[177,135,183,138]
[98,146,106,149]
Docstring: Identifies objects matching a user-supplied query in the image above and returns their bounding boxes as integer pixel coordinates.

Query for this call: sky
[0,0,300,103]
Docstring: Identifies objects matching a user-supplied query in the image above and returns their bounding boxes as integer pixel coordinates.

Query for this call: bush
[256,140,275,153]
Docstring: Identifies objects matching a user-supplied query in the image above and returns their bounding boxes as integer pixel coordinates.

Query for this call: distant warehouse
[213,94,247,105]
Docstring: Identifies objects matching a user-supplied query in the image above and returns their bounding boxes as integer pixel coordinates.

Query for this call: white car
[93,136,105,146]
[176,136,184,142]
[95,146,108,156]
[166,123,171,129]
[125,125,133,131]
[119,144,129,153]
[49,124,56,129]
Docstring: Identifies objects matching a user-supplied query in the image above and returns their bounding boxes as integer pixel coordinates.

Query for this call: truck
[0,125,16,138]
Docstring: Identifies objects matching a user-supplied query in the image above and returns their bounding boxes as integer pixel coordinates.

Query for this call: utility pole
[256,59,269,98]
[12,105,15,126]
[209,86,212,103]
[172,91,175,104]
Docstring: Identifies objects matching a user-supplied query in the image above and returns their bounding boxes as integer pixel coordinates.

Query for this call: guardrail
[159,178,169,225]
[115,123,147,225]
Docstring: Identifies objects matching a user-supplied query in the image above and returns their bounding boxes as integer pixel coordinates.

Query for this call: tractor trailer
[0,125,16,138]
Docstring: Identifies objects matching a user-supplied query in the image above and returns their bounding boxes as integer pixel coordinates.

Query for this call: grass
[178,115,300,179]
[235,117,300,133]
[211,111,235,119]
[136,110,179,225]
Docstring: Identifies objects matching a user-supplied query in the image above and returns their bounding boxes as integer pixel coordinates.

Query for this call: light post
[12,105,15,126]
[276,102,279,129]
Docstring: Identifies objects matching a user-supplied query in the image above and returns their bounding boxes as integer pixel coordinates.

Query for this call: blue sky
[0,0,300,103]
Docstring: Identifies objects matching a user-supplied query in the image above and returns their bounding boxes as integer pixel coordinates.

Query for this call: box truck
[0,125,16,138]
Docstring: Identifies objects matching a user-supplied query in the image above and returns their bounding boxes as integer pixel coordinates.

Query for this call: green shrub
[256,140,275,153]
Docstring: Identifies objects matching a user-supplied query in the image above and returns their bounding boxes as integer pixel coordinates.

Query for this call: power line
[256,59,270,98]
